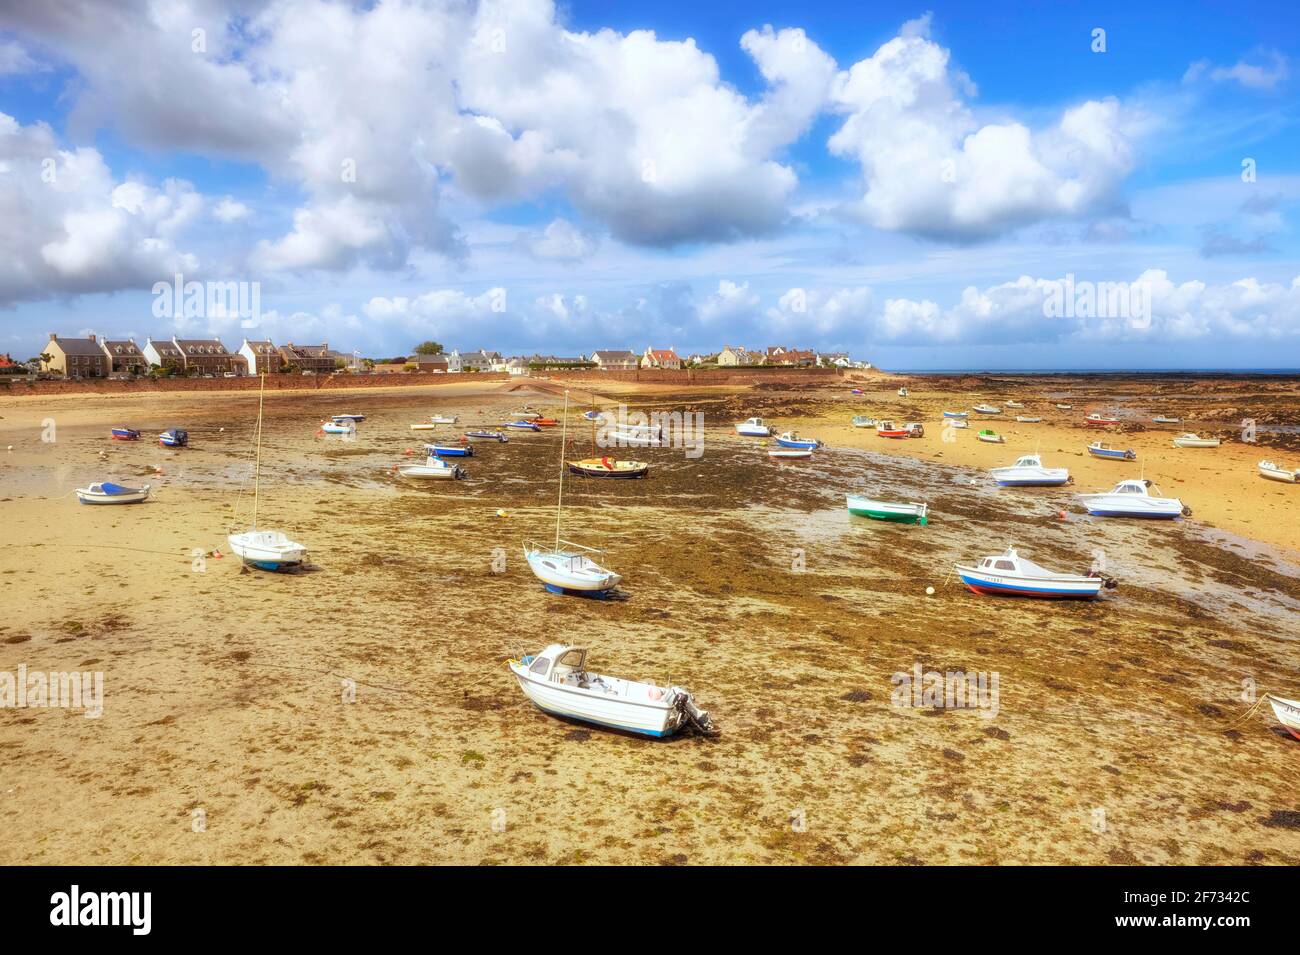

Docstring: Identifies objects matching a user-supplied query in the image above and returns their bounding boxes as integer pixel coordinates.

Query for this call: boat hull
[1259,465,1298,483]
[955,568,1102,599]
[775,437,820,449]
[846,496,927,525]
[990,470,1070,487]
[76,485,150,505]
[568,460,648,478]
[876,430,909,439]
[427,445,472,456]
[510,666,680,736]
[110,429,140,440]
[735,426,770,437]
[1087,446,1135,460]
[769,449,812,459]
[1267,695,1300,739]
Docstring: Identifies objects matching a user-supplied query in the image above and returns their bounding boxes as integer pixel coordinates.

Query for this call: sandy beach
[1,373,1298,865]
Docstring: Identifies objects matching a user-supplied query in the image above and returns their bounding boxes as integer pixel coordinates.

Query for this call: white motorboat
[428,414,459,424]
[1004,400,1024,409]
[769,448,813,459]
[735,417,772,437]
[320,419,355,434]
[1266,694,1300,740]
[1172,433,1220,448]
[509,645,715,737]
[1077,479,1188,519]
[228,374,307,571]
[75,481,151,505]
[524,391,621,596]
[1258,460,1299,483]
[954,546,1111,600]
[398,455,465,479]
[1055,403,1073,410]
[1015,415,1042,423]
[1152,415,1181,424]
[972,404,1002,414]
[944,418,968,429]
[989,454,1070,487]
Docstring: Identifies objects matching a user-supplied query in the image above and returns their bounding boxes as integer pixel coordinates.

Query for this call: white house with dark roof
[239,339,282,374]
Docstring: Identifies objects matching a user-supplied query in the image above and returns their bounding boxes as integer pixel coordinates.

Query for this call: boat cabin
[1013,455,1042,468]
[1110,480,1151,496]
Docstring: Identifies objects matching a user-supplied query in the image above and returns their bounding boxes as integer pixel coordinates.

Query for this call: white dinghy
[1077,479,1189,519]
[1258,460,1299,483]
[509,645,715,737]
[524,392,621,596]
[1172,432,1220,448]
[228,374,308,571]
[75,481,151,505]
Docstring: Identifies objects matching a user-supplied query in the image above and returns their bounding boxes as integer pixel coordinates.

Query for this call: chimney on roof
[88,334,96,342]
[49,333,57,341]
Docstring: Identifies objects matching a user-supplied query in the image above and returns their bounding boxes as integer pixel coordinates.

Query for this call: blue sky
[0,0,1297,368]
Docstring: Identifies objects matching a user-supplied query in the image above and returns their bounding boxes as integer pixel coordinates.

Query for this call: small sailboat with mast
[524,392,622,597]
[227,374,307,572]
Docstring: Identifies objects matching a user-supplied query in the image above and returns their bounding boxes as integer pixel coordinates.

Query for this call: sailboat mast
[252,372,265,529]
[555,391,568,550]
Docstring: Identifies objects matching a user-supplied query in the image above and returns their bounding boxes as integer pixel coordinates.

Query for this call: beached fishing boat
[972,404,1001,414]
[989,454,1070,487]
[1004,400,1024,409]
[1152,415,1181,424]
[735,417,772,437]
[228,375,307,571]
[409,423,439,431]
[1077,479,1188,519]
[904,422,925,437]
[110,427,140,441]
[769,448,813,459]
[1172,433,1220,448]
[398,455,465,479]
[158,428,188,447]
[1015,415,1043,423]
[945,418,968,429]
[1055,403,1073,410]
[425,443,472,457]
[942,411,968,418]
[1259,460,1299,483]
[75,481,151,505]
[1087,441,1136,461]
[955,547,1111,599]
[850,388,864,395]
[568,457,649,479]
[977,429,1004,444]
[875,420,909,439]
[897,387,909,397]
[524,392,621,597]
[428,414,458,425]
[1266,694,1300,740]
[320,420,355,434]
[775,431,823,450]
[331,414,365,423]
[505,420,542,431]
[851,415,876,428]
[1084,412,1121,426]
[508,645,715,737]
[846,494,927,525]
[465,430,508,442]
[512,408,543,420]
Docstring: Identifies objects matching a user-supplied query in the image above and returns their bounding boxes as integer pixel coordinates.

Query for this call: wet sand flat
[1,375,1298,865]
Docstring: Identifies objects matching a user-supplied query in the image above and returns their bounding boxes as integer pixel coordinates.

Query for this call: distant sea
[897,368,1300,376]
